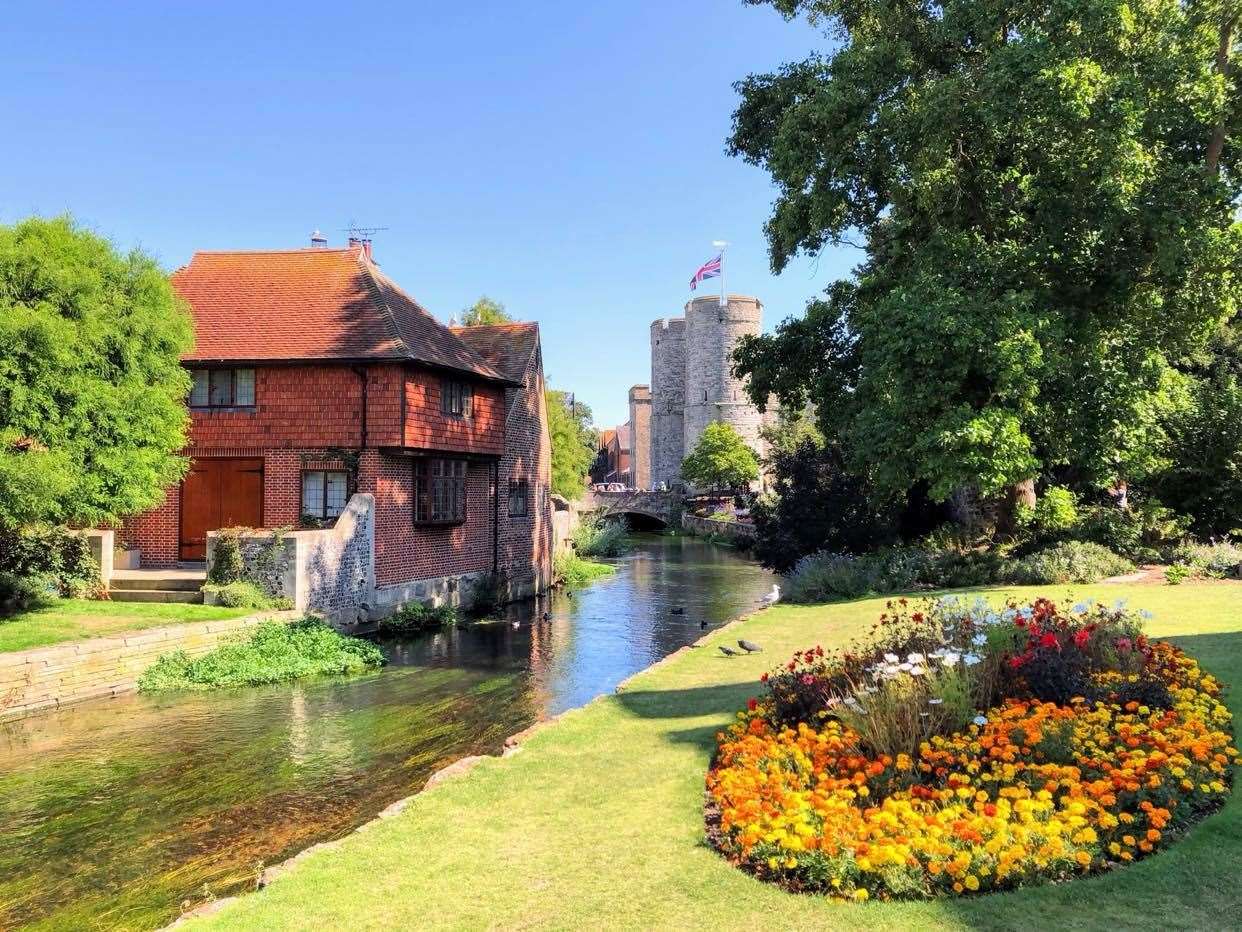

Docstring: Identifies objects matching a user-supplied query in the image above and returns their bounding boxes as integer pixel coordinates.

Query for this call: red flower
[747,697,758,711]
[1009,655,1025,670]
[1073,629,1091,649]
[1117,637,1132,652]
[912,612,924,623]
[759,672,769,683]
[1039,632,1059,650]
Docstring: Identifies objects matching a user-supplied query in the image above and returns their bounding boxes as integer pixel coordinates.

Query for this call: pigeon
[670,607,686,615]
[738,639,763,654]
[719,645,742,657]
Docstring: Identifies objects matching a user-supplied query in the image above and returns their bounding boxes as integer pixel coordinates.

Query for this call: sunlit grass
[0,599,248,653]
[192,582,1242,931]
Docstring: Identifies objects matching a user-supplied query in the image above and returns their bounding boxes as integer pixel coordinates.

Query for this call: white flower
[827,697,841,708]
[899,662,913,671]
[919,711,931,718]
[972,715,988,726]
[972,633,987,647]
[885,665,901,677]
[845,695,860,707]
[941,652,961,666]
[909,666,926,676]
[907,652,926,664]
[928,698,944,705]
[963,654,982,666]
[1072,602,1089,614]
[884,653,899,664]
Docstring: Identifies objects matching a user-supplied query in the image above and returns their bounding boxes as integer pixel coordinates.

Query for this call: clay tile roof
[449,321,541,383]
[600,428,616,449]
[615,423,631,451]
[172,247,511,382]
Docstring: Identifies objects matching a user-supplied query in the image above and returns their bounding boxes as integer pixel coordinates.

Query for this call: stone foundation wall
[681,515,757,544]
[0,611,294,722]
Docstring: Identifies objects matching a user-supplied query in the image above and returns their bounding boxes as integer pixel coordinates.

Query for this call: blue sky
[0,1,858,428]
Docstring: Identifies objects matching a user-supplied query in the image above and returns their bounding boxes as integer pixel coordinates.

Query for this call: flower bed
[706,597,1237,901]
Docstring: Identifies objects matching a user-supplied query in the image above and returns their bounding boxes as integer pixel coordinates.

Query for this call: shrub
[1018,485,1078,535]
[1166,540,1242,579]
[0,571,47,616]
[1165,563,1192,586]
[785,547,934,603]
[1004,541,1133,584]
[571,514,627,558]
[207,528,245,584]
[0,524,102,610]
[378,601,458,635]
[553,551,616,588]
[138,617,385,692]
[1074,500,1187,561]
[749,435,897,574]
[203,580,291,610]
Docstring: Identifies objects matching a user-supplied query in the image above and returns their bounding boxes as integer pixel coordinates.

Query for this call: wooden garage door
[179,458,264,561]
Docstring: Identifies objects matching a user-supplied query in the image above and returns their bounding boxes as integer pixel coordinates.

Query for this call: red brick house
[120,243,552,608]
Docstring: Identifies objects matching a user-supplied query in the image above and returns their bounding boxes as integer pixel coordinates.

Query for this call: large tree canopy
[681,422,761,491]
[0,217,193,527]
[546,389,597,498]
[732,0,1241,503]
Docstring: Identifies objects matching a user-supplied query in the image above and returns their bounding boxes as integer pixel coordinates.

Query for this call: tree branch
[1205,13,1238,177]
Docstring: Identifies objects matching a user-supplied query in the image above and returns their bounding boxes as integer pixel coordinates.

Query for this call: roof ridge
[191,246,360,256]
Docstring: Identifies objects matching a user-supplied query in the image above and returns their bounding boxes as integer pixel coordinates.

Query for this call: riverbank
[187,581,1241,931]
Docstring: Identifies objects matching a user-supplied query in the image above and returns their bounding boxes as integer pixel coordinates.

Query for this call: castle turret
[682,295,764,460]
[649,317,686,487]
[628,384,651,489]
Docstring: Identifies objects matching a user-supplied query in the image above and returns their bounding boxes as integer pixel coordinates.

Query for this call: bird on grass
[719,645,742,657]
[760,585,781,606]
[738,639,763,654]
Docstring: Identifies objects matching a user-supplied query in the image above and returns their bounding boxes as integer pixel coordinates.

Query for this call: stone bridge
[579,489,682,528]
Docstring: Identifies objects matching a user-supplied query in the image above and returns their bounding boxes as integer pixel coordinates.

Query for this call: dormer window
[189,368,255,408]
[441,378,473,418]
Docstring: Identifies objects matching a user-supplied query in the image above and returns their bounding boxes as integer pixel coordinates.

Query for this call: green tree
[546,390,596,498]
[0,217,193,527]
[681,422,760,491]
[460,296,513,327]
[731,0,1241,507]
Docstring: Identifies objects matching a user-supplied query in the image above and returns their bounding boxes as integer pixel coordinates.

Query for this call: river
[0,534,774,930]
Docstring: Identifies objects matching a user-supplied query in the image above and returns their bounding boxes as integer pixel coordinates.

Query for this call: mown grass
[0,599,248,654]
[191,582,1242,931]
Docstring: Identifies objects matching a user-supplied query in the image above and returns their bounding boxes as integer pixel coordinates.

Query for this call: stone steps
[108,568,206,604]
[109,588,204,605]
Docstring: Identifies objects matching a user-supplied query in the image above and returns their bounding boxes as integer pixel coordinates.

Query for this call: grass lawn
[0,599,249,654]
[193,582,1242,931]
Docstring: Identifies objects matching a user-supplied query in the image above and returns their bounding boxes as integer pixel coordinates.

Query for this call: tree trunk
[1206,13,1237,178]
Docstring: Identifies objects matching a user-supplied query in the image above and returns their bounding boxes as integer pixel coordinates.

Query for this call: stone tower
[649,317,686,487]
[627,384,651,489]
[682,294,765,459]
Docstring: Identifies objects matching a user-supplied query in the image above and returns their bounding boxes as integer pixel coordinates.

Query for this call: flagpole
[712,240,729,308]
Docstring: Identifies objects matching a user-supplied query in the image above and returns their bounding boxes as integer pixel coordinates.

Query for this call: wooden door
[179,458,264,561]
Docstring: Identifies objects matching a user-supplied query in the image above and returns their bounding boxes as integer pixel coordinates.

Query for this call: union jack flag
[689,254,722,290]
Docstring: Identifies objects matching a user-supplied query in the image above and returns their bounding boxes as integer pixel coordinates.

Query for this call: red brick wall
[403,371,504,456]
[188,364,365,450]
[119,489,179,567]
[357,450,495,587]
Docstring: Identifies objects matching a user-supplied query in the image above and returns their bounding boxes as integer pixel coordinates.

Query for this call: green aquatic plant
[138,617,384,692]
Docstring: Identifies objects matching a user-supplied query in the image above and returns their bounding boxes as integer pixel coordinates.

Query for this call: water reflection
[0,534,773,930]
